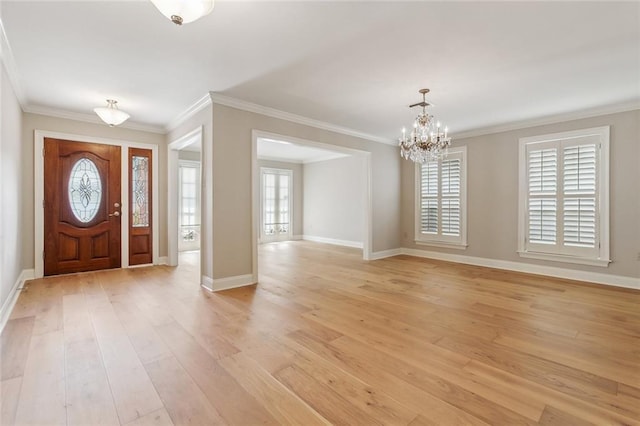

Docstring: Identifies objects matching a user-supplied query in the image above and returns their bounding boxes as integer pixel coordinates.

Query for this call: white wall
[0,61,25,311]
[303,156,365,246]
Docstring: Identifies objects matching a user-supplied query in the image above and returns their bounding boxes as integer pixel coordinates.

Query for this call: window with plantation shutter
[518,127,610,267]
[415,146,467,247]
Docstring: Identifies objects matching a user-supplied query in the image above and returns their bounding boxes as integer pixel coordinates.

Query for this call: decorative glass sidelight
[131,156,149,227]
[68,158,102,223]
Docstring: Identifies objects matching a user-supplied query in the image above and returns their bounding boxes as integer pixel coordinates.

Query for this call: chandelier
[398,89,451,163]
[150,0,215,25]
[94,99,130,127]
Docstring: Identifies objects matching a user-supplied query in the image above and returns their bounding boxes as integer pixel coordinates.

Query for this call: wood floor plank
[123,408,174,426]
[0,377,22,426]
[89,297,164,424]
[154,321,278,425]
[144,356,225,425]
[14,330,66,426]
[219,352,330,426]
[0,316,35,380]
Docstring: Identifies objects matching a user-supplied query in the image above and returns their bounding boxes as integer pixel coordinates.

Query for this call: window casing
[414,146,467,248]
[518,126,610,267]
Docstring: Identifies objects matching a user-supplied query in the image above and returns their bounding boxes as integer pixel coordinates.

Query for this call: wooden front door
[44,138,121,276]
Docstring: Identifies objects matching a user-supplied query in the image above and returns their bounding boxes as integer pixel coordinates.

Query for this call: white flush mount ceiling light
[94,99,130,127]
[398,89,452,163]
[150,0,215,25]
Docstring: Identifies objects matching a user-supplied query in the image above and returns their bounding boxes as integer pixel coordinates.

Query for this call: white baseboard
[302,235,363,249]
[211,274,257,292]
[401,248,640,290]
[368,248,403,260]
[292,235,303,241]
[158,256,169,265]
[201,275,214,292]
[0,269,35,333]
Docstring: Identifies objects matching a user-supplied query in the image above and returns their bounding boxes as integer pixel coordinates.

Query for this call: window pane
[68,158,102,223]
[132,156,149,227]
[564,197,596,247]
[528,198,556,244]
[564,144,596,194]
[421,162,438,197]
[420,199,438,234]
[528,148,557,194]
[441,159,460,196]
[441,198,460,236]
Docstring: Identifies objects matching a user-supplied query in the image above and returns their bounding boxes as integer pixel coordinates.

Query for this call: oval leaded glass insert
[68,158,102,223]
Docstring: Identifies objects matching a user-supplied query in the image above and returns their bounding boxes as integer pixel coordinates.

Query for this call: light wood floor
[1,242,639,426]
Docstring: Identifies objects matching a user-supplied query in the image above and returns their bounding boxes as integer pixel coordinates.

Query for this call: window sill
[415,240,468,250]
[517,251,611,267]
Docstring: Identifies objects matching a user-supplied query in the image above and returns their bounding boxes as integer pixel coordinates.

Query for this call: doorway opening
[167,127,204,285]
[252,130,372,281]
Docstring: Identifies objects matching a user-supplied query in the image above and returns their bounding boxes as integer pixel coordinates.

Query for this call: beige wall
[212,103,401,279]
[178,150,201,162]
[401,109,640,279]
[303,155,366,244]
[257,159,304,237]
[21,113,168,270]
[1,63,25,308]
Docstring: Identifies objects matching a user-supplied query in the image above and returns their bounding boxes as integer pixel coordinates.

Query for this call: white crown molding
[23,104,165,134]
[454,100,640,140]
[166,93,212,132]
[0,16,27,107]
[209,92,395,146]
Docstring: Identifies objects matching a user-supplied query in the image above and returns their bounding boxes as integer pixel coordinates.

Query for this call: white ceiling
[1,1,638,140]
[257,137,348,163]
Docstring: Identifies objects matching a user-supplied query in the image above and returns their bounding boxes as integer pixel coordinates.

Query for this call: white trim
[302,235,363,249]
[401,248,639,290]
[23,105,165,134]
[415,241,468,250]
[34,130,160,278]
[368,248,403,260]
[257,155,302,164]
[455,102,640,140]
[201,275,214,292]
[212,92,393,145]
[166,94,212,132]
[211,274,257,292]
[158,256,168,265]
[0,269,34,333]
[517,251,610,267]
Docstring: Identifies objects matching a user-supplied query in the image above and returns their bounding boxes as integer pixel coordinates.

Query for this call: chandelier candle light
[398,89,451,163]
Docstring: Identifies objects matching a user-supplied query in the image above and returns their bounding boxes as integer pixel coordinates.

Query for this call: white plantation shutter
[420,162,438,234]
[562,143,598,255]
[416,147,466,246]
[527,146,557,246]
[441,159,461,236]
[519,127,608,265]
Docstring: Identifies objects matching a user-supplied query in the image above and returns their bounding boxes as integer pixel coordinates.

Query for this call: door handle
[109,211,120,217]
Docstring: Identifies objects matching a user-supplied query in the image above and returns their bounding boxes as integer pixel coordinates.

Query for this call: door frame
[34,130,160,278]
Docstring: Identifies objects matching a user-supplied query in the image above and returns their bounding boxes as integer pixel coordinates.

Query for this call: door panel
[129,148,153,265]
[44,138,121,275]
